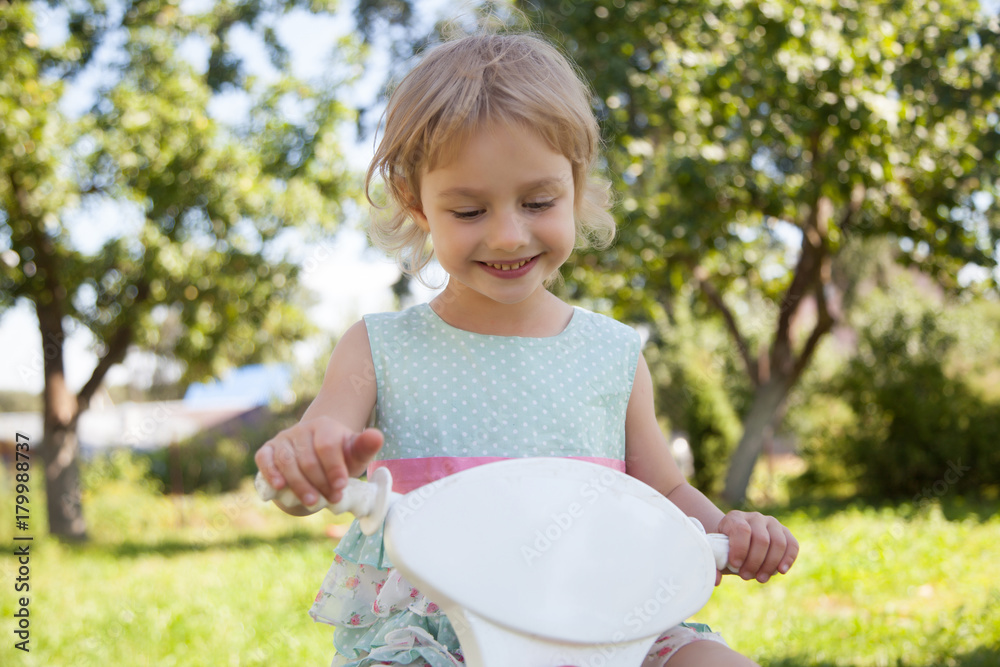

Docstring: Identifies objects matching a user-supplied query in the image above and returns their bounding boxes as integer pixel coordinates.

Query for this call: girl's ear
[396,176,430,232]
[404,191,430,232]
[409,202,430,232]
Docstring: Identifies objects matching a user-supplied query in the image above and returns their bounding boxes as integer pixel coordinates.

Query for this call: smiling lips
[484,258,531,271]
[478,255,538,277]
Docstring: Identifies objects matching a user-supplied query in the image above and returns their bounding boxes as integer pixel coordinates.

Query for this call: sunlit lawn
[2,477,998,667]
[698,500,1000,666]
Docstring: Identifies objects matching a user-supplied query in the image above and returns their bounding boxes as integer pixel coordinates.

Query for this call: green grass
[2,477,999,667]
[1,478,346,667]
[696,500,1000,666]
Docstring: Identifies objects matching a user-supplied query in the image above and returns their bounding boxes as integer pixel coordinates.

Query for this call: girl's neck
[429,283,573,337]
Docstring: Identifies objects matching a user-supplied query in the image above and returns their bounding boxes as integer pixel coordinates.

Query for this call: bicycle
[257,458,734,667]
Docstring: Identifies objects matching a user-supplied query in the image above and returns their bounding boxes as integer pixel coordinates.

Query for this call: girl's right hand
[255,418,384,509]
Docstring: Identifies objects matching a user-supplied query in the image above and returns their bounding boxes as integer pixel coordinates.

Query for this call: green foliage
[82,447,163,494]
[836,309,1000,499]
[785,390,858,496]
[645,297,745,494]
[1,0,371,389]
[81,448,179,543]
[147,436,254,495]
[0,0,372,536]
[525,0,1000,502]
[678,362,740,494]
[529,0,1000,293]
[792,275,1000,499]
[144,399,307,494]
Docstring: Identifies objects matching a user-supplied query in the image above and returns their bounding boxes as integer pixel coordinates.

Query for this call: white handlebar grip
[706,533,739,573]
[254,467,395,536]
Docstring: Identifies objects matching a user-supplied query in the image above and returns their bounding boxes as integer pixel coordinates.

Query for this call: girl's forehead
[431,128,567,173]
[422,122,568,175]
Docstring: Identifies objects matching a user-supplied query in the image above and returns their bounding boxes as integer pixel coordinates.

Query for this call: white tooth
[501,264,511,270]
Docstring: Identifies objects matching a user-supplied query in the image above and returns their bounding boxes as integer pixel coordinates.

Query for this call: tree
[0,0,361,539]
[521,0,1000,503]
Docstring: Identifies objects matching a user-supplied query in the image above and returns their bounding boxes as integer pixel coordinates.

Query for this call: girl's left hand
[714,510,799,586]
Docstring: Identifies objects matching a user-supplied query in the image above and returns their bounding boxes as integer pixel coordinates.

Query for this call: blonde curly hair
[366,32,616,283]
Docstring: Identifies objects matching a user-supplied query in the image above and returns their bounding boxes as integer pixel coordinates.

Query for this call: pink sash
[368,456,626,494]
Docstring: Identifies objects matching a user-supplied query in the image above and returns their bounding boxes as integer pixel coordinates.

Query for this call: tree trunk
[42,418,87,540]
[36,299,88,541]
[721,378,791,507]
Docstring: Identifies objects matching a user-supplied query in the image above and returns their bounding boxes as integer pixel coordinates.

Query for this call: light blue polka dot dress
[310,302,641,666]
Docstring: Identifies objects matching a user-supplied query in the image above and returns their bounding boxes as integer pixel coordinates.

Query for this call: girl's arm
[255,320,383,515]
[624,354,798,584]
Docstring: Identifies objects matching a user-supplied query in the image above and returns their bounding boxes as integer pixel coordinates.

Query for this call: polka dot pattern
[363,303,641,463]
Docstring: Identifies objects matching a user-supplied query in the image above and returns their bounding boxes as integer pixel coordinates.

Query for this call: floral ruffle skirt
[310,520,464,666]
[310,520,724,666]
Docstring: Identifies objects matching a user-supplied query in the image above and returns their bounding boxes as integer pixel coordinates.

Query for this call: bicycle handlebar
[256,467,738,570]
[706,532,737,573]
[254,467,395,535]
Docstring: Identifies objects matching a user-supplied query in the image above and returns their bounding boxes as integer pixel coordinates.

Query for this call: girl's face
[411,124,577,310]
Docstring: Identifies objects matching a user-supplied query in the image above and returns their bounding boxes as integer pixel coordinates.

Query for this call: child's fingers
[309,423,382,503]
[718,511,800,583]
[343,428,384,476]
[292,428,333,501]
[269,433,324,507]
[778,528,800,575]
[254,443,284,489]
[311,423,352,503]
[738,516,773,580]
[754,520,789,582]
[716,512,752,571]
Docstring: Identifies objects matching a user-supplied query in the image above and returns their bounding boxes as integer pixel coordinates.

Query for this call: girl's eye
[451,209,484,220]
[524,200,555,212]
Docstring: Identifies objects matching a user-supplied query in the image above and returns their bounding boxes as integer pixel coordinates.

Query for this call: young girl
[255,31,798,667]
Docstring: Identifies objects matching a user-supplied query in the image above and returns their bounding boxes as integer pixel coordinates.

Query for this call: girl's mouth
[478,255,538,278]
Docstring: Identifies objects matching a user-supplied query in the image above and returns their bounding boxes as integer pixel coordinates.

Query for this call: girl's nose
[486,209,529,250]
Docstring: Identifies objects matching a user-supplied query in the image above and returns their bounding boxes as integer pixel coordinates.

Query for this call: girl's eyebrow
[437,176,571,199]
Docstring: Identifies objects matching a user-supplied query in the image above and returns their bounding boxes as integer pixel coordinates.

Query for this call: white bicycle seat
[382,458,719,665]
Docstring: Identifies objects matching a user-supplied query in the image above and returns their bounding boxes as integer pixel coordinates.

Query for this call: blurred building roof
[0,364,294,453]
[183,363,293,409]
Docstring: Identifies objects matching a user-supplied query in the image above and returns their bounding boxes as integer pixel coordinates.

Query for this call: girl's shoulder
[556,308,643,383]
[360,304,439,360]
[361,303,429,325]
[360,303,431,338]
[567,306,641,345]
